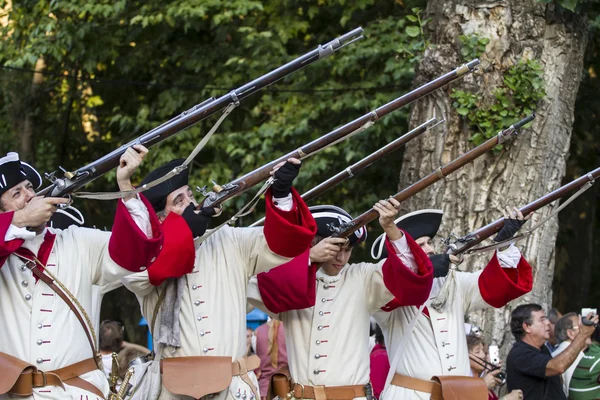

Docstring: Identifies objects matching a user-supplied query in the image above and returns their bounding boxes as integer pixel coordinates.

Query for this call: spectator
[506,304,598,399]
[99,320,125,379]
[467,334,522,400]
[255,319,288,400]
[546,308,563,353]
[552,312,589,396]
[246,327,255,357]
[569,325,600,399]
[370,325,390,399]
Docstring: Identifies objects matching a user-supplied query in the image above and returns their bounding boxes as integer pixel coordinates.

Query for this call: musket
[332,114,536,239]
[37,28,365,198]
[200,60,480,209]
[447,164,600,255]
[248,117,442,227]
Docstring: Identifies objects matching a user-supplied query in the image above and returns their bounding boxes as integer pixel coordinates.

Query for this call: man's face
[320,245,353,277]
[0,180,35,212]
[567,316,580,341]
[525,310,551,342]
[162,185,197,219]
[416,236,435,256]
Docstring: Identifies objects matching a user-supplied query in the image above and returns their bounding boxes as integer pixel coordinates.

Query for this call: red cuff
[147,212,196,286]
[0,212,25,268]
[263,187,317,258]
[381,231,433,311]
[479,253,533,308]
[257,249,316,314]
[108,195,164,272]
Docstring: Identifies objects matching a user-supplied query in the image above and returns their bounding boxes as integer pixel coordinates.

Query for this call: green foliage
[0,0,428,259]
[458,34,489,61]
[397,7,431,64]
[537,0,579,12]
[450,59,544,148]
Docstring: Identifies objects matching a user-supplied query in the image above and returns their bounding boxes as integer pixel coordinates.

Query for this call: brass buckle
[33,370,47,388]
[294,382,305,400]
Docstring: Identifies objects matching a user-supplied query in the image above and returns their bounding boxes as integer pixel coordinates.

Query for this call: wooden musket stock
[202,60,480,209]
[37,27,365,197]
[448,164,600,255]
[334,113,536,239]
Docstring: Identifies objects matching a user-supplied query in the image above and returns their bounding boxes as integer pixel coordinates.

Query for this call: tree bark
[400,0,588,358]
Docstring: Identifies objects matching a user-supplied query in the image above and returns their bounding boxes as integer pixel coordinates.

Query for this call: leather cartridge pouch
[0,351,63,396]
[431,375,488,400]
[268,366,291,399]
[161,356,232,399]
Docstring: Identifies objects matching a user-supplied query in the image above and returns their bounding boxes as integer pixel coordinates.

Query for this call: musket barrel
[203,61,480,209]
[336,114,535,239]
[451,165,600,255]
[40,28,365,197]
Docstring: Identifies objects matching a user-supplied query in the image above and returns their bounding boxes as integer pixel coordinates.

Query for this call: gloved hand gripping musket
[330,114,535,240]
[200,60,480,210]
[37,27,365,198]
[446,163,600,255]
[248,117,443,227]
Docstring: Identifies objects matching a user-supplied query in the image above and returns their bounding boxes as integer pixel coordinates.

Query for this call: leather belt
[291,383,366,400]
[391,373,442,400]
[10,358,104,398]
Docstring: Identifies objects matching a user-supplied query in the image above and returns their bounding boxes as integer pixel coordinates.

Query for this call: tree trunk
[400,0,587,358]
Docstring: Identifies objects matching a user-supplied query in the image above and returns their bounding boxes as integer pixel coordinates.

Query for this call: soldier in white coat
[247,200,434,400]
[370,209,533,400]
[122,158,317,400]
[0,147,163,400]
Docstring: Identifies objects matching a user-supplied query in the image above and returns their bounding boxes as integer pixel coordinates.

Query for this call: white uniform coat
[123,191,316,400]
[248,233,433,400]
[376,246,533,400]
[0,198,159,400]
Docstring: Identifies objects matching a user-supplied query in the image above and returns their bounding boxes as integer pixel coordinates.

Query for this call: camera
[488,345,500,365]
[582,308,597,326]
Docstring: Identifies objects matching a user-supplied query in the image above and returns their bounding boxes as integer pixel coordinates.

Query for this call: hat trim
[393,208,443,224]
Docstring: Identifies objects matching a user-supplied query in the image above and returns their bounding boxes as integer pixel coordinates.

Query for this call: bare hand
[117,145,148,191]
[309,237,347,263]
[374,198,403,241]
[482,369,502,390]
[579,313,600,337]
[504,389,523,400]
[269,157,301,176]
[12,196,70,228]
[502,206,533,221]
[449,254,463,264]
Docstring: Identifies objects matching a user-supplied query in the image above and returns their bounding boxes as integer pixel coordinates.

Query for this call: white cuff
[497,244,521,269]
[272,193,293,212]
[122,195,152,239]
[391,234,419,274]
[5,224,36,242]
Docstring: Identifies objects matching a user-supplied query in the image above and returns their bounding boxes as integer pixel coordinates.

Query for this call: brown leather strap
[9,358,103,398]
[16,254,100,367]
[291,383,366,400]
[391,373,442,400]
[232,355,260,400]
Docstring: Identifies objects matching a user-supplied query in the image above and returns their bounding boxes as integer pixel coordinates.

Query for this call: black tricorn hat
[140,159,189,212]
[371,209,443,260]
[0,152,42,198]
[309,205,367,246]
[49,206,85,230]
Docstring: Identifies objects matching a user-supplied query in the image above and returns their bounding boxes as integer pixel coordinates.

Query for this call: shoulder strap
[150,283,169,336]
[16,254,101,368]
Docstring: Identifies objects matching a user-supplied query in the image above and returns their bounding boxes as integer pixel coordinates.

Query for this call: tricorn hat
[309,205,367,246]
[140,159,189,212]
[0,152,42,198]
[371,209,443,260]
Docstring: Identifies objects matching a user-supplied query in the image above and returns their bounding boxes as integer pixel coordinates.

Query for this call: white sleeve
[496,244,521,269]
[391,234,418,274]
[123,195,152,239]
[5,224,36,241]
[272,193,293,212]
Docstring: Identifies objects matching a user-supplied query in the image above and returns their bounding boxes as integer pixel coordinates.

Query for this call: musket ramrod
[332,114,536,239]
[38,27,365,198]
[201,60,480,209]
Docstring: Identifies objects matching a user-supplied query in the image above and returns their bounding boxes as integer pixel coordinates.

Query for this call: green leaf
[457,107,470,116]
[406,15,418,22]
[405,26,420,37]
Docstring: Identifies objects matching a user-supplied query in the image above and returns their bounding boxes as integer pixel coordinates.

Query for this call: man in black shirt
[507,304,598,399]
